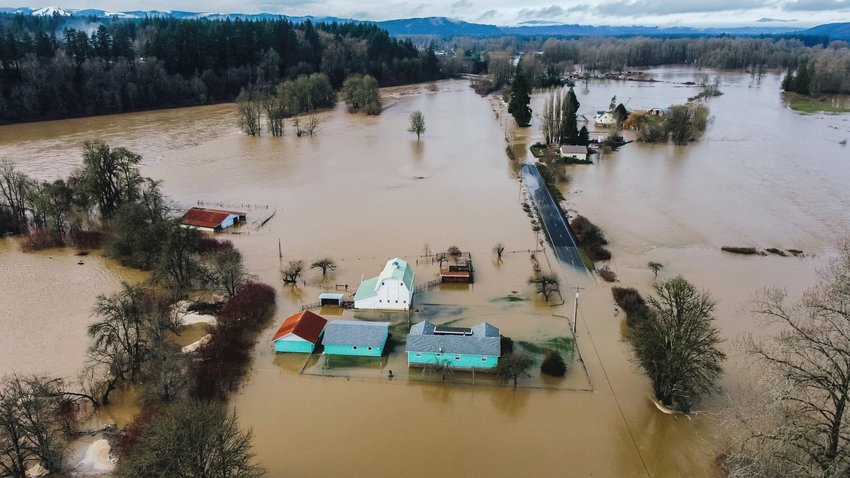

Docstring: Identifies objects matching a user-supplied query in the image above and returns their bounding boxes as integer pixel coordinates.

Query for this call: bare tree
[426,358,455,383]
[529,272,560,302]
[496,353,532,387]
[630,276,724,413]
[310,258,337,276]
[281,260,304,284]
[202,248,252,299]
[0,159,33,233]
[263,95,285,137]
[494,242,505,261]
[304,115,320,136]
[408,110,426,140]
[724,244,850,477]
[237,88,262,136]
[0,375,67,477]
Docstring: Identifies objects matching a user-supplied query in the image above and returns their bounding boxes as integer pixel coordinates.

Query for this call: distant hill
[0,7,818,37]
[798,22,850,40]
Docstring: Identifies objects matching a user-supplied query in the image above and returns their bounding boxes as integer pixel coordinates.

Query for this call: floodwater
[0,69,848,477]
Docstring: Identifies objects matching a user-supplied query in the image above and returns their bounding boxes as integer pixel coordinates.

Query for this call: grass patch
[518,336,574,356]
[530,142,548,158]
[790,100,850,114]
[324,355,381,369]
[491,294,529,303]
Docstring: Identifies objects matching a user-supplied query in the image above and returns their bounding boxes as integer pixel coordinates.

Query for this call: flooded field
[1,68,849,476]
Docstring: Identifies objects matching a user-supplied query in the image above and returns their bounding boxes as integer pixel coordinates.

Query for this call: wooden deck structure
[440,252,474,283]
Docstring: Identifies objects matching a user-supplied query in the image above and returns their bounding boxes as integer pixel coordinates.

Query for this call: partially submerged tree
[310,257,337,276]
[115,401,264,478]
[496,352,533,387]
[79,140,143,219]
[341,73,381,115]
[0,375,67,477]
[0,159,33,233]
[723,243,850,477]
[647,261,663,278]
[237,88,263,136]
[408,110,425,140]
[494,242,505,261]
[529,272,560,302]
[540,350,567,377]
[629,276,724,412]
[507,63,532,127]
[282,260,305,283]
[426,358,455,383]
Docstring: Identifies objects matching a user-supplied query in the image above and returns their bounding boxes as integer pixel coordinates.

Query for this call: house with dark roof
[406,321,501,370]
[353,258,415,310]
[180,207,247,232]
[272,310,328,353]
[322,320,389,357]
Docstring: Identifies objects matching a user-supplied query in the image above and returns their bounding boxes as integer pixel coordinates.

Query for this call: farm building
[353,258,415,310]
[594,111,617,127]
[647,107,667,117]
[322,320,389,357]
[406,321,501,370]
[180,207,247,232]
[559,145,589,162]
[440,251,474,283]
[319,293,345,307]
[272,310,328,353]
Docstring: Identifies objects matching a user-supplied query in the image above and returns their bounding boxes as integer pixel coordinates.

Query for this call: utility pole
[572,286,585,335]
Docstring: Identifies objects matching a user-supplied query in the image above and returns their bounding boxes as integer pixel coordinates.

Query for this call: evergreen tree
[560,87,580,144]
[577,126,590,146]
[508,63,532,127]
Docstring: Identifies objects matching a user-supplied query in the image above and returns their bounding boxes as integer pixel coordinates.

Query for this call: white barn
[353,258,415,310]
[594,111,617,127]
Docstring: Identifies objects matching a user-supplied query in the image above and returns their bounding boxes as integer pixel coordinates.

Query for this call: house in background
[272,310,328,353]
[354,258,415,310]
[322,320,389,357]
[647,107,667,117]
[559,145,589,162]
[594,111,617,127]
[406,320,501,370]
[181,207,247,232]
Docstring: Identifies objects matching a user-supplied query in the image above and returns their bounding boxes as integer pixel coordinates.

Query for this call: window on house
[368,346,373,351]
[404,300,407,303]
[353,346,357,350]
[482,356,487,362]
[395,300,398,303]
[455,355,461,360]
[415,352,422,357]
[379,300,382,303]
[436,353,441,357]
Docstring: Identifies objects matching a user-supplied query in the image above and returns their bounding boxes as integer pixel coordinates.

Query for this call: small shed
[180,207,247,232]
[322,320,389,357]
[647,107,666,117]
[560,145,589,162]
[319,293,345,307]
[272,311,328,353]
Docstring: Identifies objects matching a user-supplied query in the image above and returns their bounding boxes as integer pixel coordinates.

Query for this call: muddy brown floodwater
[1,69,849,477]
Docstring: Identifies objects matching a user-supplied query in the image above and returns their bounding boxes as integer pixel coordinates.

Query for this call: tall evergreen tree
[508,63,532,127]
[560,87,580,145]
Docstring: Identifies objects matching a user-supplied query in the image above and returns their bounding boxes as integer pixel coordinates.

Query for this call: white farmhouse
[353,258,415,310]
[594,111,617,127]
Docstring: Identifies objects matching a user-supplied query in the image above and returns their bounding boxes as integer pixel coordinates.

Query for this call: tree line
[0,14,440,123]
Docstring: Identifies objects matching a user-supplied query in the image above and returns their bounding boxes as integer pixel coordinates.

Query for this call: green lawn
[790,100,850,114]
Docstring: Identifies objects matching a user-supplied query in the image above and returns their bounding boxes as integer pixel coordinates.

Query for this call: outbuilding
[353,258,415,310]
[322,320,389,357]
[272,310,328,353]
[319,293,345,307]
[406,320,501,370]
[180,207,247,232]
[559,145,589,162]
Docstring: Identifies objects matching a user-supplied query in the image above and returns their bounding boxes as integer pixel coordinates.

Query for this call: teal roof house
[406,321,501,370]
[322,320,389,357]
[354,258,415,310]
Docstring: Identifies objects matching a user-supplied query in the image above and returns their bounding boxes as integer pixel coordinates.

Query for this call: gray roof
[406,320,500,356]
[560,145,588,154]
[322,320,389,347]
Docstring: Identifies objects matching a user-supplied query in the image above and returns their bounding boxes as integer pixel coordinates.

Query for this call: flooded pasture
[1,68,849,476]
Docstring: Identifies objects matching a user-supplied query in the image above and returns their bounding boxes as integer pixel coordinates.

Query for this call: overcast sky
[14,0,850,27]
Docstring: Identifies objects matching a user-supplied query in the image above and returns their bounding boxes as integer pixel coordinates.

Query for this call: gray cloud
[475,9,498,20]
[517,5,566,17]
[783,0,850,10]
[755,16,795,21]
[566,4,591,13]
[595,0,769,16]
[450,0,472,11]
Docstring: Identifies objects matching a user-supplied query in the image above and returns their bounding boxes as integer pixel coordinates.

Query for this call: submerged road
[522,163,586,271]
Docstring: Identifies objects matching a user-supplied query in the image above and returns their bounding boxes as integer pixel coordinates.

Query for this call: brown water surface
[1,70,848,477]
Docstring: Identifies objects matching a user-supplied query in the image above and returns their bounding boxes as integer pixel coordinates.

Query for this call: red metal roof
[272,310,328,343]
[181,207,246,229]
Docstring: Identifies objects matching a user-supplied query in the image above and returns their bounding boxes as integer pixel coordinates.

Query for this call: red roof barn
[272,311,328,353]
[180,207,247,232]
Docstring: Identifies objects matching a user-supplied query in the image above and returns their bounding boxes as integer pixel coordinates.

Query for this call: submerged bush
[612,287,652,327]
[540,350,567,377]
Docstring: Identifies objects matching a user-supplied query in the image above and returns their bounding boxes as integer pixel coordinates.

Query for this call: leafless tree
[0,159,33,232]
[310,258,337,276]
[281,260,304,284]
[723,244,850,477]
[529,272,560,301]
[647,261,663,278]
[494,242,505,261]
[426,359,455,383]
[496,352,532,387]
[304,115,320,136]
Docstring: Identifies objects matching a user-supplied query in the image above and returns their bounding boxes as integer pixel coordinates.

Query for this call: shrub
[598,266,617,282]
[612,287,652,327]
[196,236,236,254]
[69,228,105,249]
[21,227,64,251]
[219,282,276,329]
[570,215,612,262]
[116,404,163,457]
[540,350,567,377]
